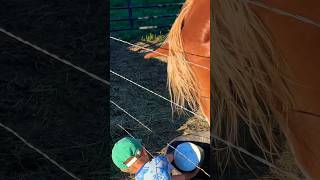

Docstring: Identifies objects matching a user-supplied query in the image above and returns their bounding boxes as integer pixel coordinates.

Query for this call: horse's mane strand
[212,0,295,172]
[165,0,204,117]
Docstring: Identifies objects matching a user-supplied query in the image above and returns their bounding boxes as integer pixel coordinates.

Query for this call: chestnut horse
[144,0,210,124]
[145,0,320,179]
[214,0,320,179]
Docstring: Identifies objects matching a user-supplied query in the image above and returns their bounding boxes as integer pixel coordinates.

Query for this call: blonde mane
[212,0,295,170]
[165,0,204,117]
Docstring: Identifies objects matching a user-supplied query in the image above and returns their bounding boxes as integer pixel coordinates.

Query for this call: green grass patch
[141,32,167,42]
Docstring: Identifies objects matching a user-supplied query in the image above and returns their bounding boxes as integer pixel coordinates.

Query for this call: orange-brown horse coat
[145,0,210,123]
[249,1,320,179]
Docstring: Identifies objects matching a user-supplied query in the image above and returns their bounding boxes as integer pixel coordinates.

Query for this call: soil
[109,39,209,179]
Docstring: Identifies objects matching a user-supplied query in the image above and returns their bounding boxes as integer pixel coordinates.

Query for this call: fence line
[117,124,155,159]
[110,36,210,70]
[0,27,110,179]
[1,25,299,179]
[110,100,153,132]
[110,70,205,120]
[0,27,206,180]
[0,26,298,179]
[0,122,81,180]
[110,35,210,58]
[0,26,299,179]
[4,2,317,177]
[110,100,300,179]
[247,0,320,28]
[110,101,211,177]
[0,28,109,86]
[111,68,298,178]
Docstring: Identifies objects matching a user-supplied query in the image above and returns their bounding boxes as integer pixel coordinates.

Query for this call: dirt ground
[109,39,209,179]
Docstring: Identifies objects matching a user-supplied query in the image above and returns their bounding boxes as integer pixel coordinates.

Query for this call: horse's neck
[259,0,320,22]
[181,0,210,58]
[250,2,320,115]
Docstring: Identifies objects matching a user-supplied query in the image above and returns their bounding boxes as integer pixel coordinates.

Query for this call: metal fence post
[127,0,134,29]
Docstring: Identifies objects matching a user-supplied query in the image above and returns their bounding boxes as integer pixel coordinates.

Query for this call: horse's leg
[280,112,320,179]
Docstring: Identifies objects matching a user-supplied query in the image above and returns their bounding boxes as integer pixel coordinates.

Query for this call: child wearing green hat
[112,137,199,180]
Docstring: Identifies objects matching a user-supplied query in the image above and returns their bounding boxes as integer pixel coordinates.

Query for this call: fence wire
[0,28,109,86]
[1,2,316,178]
[1,26,299,179]
[110,36,210,70]
[247,0,320,28]
[111,101,211,177]
[0,122,81,180]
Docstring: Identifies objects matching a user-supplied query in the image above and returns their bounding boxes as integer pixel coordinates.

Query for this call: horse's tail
[213,0,295,171]
[165,0,203,116]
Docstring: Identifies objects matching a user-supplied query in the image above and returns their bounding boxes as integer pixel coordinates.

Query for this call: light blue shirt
[135,156,173,180]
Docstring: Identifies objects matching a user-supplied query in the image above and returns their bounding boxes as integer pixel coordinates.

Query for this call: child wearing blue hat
[112,137,199,180]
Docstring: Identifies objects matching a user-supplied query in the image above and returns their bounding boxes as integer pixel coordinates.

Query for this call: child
[112,137,199,180]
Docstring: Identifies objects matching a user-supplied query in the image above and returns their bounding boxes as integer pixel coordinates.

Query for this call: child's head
[112,137,149,174]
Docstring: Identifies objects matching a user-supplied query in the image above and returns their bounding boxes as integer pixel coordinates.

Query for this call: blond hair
[212,0,295,171]
[165,0,204,117]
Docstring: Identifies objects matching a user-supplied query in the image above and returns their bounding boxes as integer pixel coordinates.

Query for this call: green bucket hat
[112,137,143,170]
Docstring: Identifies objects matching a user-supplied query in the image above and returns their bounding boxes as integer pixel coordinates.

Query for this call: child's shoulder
[152,155,170,163]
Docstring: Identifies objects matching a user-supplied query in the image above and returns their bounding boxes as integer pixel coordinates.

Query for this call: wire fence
[108,37,298,178]
[109,36,210,69]
[1,1,318,179]
[0,26,297,180]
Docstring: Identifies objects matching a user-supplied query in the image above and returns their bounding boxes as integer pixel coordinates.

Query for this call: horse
[145,0,320,179]
[144,0,210,125]
[213,1,320,179]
